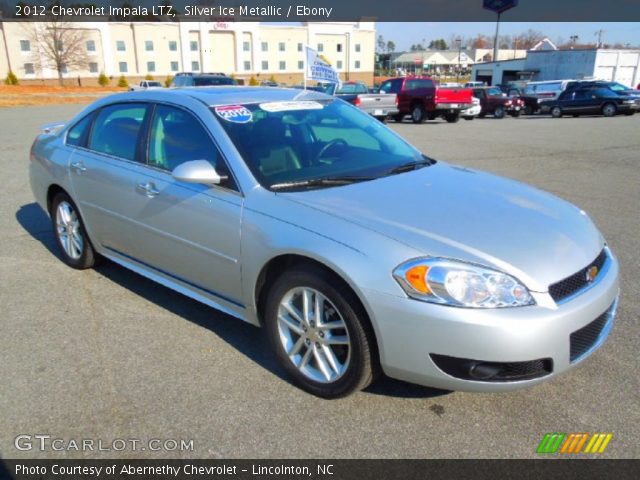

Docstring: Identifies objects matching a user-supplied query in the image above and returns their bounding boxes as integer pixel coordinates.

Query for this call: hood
[282,163,603,292]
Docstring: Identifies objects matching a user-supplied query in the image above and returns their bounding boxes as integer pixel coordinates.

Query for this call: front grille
[430,354,553,382]
[549,249,607,302]
[570,308,611,362]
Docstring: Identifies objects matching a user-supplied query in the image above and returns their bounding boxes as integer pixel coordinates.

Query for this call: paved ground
[1,104,638,460]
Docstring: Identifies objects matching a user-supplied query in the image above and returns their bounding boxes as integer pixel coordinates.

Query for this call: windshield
[486,87,503,96]
[213,99,427,190]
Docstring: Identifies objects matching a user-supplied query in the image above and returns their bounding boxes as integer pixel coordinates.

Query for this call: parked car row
[136,73,639,122]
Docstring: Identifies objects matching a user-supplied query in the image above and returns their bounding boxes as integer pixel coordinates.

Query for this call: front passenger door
[130,104,244,309]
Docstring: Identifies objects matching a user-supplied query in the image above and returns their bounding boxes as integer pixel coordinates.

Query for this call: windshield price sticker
[259,101,324,112]
[215,105,253,123]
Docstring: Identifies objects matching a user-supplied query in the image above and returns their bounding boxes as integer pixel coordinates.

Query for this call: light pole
[570,35,579,49]
[456,37,462,83]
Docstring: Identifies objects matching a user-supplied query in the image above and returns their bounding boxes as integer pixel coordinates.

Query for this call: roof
[96,86,333,108]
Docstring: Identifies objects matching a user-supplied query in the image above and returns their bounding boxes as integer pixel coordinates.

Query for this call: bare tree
[516,29,545,50]
[24,20,90,85]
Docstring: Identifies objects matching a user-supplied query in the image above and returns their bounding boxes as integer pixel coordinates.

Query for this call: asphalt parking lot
[1,104,638,460]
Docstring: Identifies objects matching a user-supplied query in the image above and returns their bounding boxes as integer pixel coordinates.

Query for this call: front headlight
[393,258,535,308]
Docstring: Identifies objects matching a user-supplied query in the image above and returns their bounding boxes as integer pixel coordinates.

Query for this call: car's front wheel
[50,192,98,269]
[493,106,505,119]
[264,265,377,398]
[551,106,563,118]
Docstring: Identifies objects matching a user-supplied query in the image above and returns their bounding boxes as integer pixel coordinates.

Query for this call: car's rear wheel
[493,106,505,119]
[624,111,635,116]
[375,116,388,123]
[463,116,474,121]
[264,265,376,398]
[601,103,617,117]
[524,105,534,115]
[444,113,459,123]
[551,106,563,118]
[50,192,97,269]
[411,104,426,124]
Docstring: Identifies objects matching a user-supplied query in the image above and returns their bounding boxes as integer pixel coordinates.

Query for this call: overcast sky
[376,22,640,50]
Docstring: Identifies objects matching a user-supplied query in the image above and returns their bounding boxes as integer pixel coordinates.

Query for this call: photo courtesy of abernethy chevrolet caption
[29,86,619,398]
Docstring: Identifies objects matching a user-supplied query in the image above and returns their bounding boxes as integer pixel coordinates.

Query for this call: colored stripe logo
[537,433,613,454]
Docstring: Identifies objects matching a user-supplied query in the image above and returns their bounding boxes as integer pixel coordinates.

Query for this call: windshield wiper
[387,156,436,175]
[270,175,376,191]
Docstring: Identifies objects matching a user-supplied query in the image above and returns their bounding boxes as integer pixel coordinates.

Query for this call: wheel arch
[46,184,69,214]
[254,253,381,360]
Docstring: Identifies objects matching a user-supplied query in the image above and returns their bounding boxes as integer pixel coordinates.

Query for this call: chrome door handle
[136,182,160,198]
[70,161,86,173]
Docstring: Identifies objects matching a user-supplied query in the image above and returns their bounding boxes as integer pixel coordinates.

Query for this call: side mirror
[172,160,227,186]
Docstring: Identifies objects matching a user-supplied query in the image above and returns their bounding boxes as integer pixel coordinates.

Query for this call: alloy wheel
[55,201,84,260]
[276,287,351,383]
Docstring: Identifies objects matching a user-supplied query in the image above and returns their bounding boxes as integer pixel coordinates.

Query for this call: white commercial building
[0,21,376,85]
[472,49,640,87]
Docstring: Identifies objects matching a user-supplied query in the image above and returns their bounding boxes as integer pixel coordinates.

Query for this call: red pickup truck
[379,76,473,123]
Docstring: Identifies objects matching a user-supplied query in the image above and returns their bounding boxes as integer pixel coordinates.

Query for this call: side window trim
[142,101,242,194]
[64,111,97,149]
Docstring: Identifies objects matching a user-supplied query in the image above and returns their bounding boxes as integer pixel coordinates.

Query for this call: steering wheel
[315,139,348,162]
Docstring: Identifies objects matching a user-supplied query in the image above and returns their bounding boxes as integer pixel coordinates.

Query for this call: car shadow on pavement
[16,201,451,399]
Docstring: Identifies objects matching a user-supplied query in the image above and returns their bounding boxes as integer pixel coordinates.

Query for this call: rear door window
[88,103,148,161]
[380,79,402,94]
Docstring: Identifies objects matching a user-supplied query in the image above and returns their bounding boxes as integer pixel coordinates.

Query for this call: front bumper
[364,250,619,392]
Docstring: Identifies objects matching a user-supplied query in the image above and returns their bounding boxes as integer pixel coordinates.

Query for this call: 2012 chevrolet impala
[29,87,619,398]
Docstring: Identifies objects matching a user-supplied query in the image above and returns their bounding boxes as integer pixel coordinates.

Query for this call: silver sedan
[29,87,619,398]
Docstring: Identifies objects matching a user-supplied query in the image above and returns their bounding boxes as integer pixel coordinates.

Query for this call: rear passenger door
[127,103,244,309]
[68,102,155,258]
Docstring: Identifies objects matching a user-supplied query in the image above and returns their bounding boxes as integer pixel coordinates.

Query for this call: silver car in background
[29,87,619,398]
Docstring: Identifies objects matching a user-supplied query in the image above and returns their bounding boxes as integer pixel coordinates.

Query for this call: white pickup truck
[129,80,163,91]
[334,81,398,122]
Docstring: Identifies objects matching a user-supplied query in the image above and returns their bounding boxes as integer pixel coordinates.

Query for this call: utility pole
[492,12,501,62]
[595,29,604,48]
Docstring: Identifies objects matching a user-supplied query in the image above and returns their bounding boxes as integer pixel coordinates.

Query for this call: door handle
[70,161,86,173]
[136,182,160,198]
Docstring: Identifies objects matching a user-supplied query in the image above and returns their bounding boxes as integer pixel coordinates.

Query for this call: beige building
[0,21,376,85]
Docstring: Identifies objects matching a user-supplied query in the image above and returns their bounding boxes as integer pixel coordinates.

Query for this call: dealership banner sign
[305,46,340,85]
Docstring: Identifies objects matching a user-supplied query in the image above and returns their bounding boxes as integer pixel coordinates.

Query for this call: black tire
[478,112,486,118]
[50,192,98,269]
[624,111,635,116]
[463,116,474,121]
[375,116,387,124]
[601,103,617,117]
[551,106,563,118]
[411,104,426,124]
[393,113,404,123]
[493,106,505,119]
[444,113,460,123]
[264,264,377,398]
[524,105,534,116]
[510,110,522,118]
[572,114,579,118]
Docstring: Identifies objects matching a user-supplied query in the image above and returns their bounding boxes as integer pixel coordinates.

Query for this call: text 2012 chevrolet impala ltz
[29,87,619,398]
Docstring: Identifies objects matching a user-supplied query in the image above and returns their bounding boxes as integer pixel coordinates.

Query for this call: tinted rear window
[193,77,235,86]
